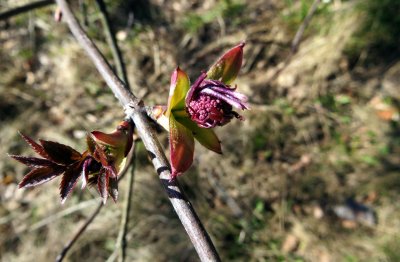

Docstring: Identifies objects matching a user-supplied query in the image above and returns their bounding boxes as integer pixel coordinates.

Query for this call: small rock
[282,234,299,253]
[333,199,377,227]
[313,205,324,219]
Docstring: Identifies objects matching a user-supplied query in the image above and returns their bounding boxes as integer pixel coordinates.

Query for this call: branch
[291,0,321,52]
[55,1,220,261]
[55,201,103,262]
[95,0,130,89]
[93,4,135,258]
[116,140,137,262]
[0,0,53,20]
[265,0,321,84]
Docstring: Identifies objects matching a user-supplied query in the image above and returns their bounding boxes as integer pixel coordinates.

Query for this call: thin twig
[291,0,321,53]
[28,199,98,232]
[95,0,130,89]
[55,201,103,262]
[55,1,220,261]
[95,3,134,259]
[55,140,137,262]
[266,0,321,84]
[0,0,53,20]
[206,172,243,218]
[116,140,137,262]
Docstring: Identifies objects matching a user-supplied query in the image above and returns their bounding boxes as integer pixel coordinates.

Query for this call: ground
[1,0,400,261]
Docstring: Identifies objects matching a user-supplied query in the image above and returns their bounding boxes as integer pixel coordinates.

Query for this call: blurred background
[1,0,400,261]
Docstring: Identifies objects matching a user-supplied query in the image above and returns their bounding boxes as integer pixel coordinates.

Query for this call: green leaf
[167,67,190,116]
[207,42,245,84]
[169,114,194,177]
[177,117,222,154]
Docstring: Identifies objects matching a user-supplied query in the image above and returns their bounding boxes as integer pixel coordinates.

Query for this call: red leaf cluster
[10,120,133,204]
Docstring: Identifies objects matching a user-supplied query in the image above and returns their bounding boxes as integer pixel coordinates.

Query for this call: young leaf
[104,165,118,178]
[207,42,245,85]
[86,134,96,155]
[108,175,118,202]
[87,134,108,165]
[19,132,49,159]
[19,167,63,188]
[39,139,82,165]
[176,117,222,154]
[80,157,92,189]
[9,155,58,168]
[116,120,134,156]
[98,172,108,204]
[59,163,82,203]
[150,105,169,131]
[167,67,190,116]
[91,131,125,148]
[169,114,194,178]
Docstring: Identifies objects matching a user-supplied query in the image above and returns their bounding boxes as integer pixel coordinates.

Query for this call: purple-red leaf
[93,139,110,167]
[40,139,82,165]
[108,175,118,202]
[19,132,49,159]
[98,172,108,204]
[169,114,194,179]
[90,120,133,160]
[80,157,92,189]
[104,165,118,178]
[90,127,131,174]
[19,167,63,188]
[9,154,59,168]
[59,163,82,204]
[91,131,123,148]
[207,42,245,84]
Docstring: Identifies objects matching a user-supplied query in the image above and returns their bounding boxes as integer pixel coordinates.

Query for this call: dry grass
[1,0,400,261]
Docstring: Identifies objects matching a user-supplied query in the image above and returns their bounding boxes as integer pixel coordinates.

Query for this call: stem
[95,0,130,89]
[291,0,321,53]
[116,143,137,262]
[0,0,53,20]
[55,1,220,261]
[55,202,103,262]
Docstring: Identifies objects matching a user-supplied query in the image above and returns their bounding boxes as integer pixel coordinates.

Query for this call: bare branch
[265,0,321,84]
[0,0,53,20]
[116,144,137,262]
[55,201,103,262]
[54,1,220,261]
[291,0,321,53]
[28,199,98,233]
[95,0,130,89]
